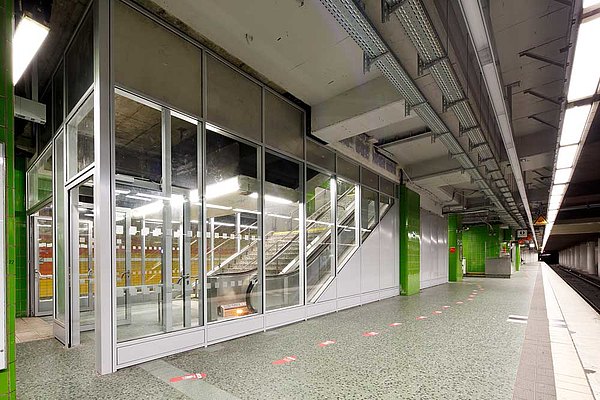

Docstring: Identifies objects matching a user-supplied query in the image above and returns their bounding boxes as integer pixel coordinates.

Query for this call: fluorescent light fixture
[137,193,172,201]
[249,192,294,205]
[206,203,232,210]
[189,189,199,203]
[567,17,600,102]
[560,105,591,146]
[583,0,600,9]
[548,197,561,211]
[13,16,49,84]
[551,184,566,197]
[132,201,163,218]
[206,177,239,200]
[126,195,152,202]
[553,168,572,185]
[556,145,578,169]
[115,189,130,195]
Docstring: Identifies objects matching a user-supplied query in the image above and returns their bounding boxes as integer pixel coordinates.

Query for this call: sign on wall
[516,229,528,239]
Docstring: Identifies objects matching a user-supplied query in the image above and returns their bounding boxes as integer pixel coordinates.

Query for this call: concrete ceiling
[150,0,381,105]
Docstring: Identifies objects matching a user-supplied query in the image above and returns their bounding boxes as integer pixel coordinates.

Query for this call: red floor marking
[432,311,442,315]
[272,356,297,365]
[416,316,427,320]
[442,305,451,309]
[362,331,380,337]
[389,322,402,327]
[467,298,474,301]
[169,373,206,383]
[456,301,463,304]
[318,340,336,347]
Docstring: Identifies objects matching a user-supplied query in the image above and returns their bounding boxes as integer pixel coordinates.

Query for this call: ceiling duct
[384,0,526,228]
[318,0,520,227]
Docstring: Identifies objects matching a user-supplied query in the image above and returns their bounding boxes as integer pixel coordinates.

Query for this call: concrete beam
[311,76,419,143]
[515,130,556,158]
[552,222,600,235]
[404,155,462,180]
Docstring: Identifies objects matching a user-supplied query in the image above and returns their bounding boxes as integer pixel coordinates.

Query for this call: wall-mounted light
[13,16,49,85]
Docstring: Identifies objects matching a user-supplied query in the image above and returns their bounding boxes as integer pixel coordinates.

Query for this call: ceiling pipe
[457,0,538,248]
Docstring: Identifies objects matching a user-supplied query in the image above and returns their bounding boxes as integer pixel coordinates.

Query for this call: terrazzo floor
[16,267,538,399]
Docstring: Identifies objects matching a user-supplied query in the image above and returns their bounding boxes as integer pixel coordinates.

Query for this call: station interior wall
[462,224,502,274]
[419,209,448,289]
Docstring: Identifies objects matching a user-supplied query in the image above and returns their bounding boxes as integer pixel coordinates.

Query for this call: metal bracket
[459,123,480,137]
[442,96,468,113]
[417,54,448,76]
[405,101,427,117]
[431,131,449,144]
[477,155,494,165]
[469,141,487,152]
[519,51,564,68]
[363,51,389,74]
[381,0,409,22]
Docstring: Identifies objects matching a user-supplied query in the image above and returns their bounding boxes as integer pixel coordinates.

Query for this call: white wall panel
[360,228,380,293]
[420,209,448,289]
[380,205,397,288]
[336,253,361,298]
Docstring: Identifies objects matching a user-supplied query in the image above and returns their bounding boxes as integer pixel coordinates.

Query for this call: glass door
[30,204,54,316]
[67,177,95,346]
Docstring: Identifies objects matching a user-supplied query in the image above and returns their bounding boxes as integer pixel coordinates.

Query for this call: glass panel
[361,187,379,241]
[205,128,261,322]
[54,131,65,323]
[306,139,335,172]
[27,148,52,209]
[265,91,304,159]
[379,193,394,220]
[206,55,261,142]
[53,63,64,134]
[172,114,198,190]
[74,178,95,328]
[32,204,53,315]
[336,178,358,268]
[361,168,379,190]
[306,168,334,302]
[114,1,202,116]
[39,87,53,152]
[66,12,93,113]
[264,152,301,311]
[336,156,359,182]
[380,178,395,197]
[66,95,94,179]
[115,92,162,182]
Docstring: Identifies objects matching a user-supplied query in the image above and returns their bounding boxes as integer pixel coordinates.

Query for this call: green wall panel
[15,157,26,317]
[515,244,521,272]
[448,214,462,282]
[399,185,420,295]
[462,224,501,274]
[0,0,17,396]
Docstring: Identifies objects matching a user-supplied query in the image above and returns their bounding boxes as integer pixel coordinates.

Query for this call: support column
[0,0,17,396]
[448,214,462,282]
[94,0,115,375]
[399,185,420,295]
[579,244,587,270]
[575,246,580,270]
[587,242,596,275]
[515,244,521,272]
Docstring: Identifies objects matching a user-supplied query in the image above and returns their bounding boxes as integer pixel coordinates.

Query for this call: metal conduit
[390,0,525,227]
[318,0,520,227]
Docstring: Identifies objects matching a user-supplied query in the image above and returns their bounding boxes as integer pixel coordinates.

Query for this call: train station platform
[15,263,598,399]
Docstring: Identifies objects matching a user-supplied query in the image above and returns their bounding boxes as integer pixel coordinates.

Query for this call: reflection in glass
[336,179,358,268]
[306,168,334,302]
[379,194,395,220]
[361,187,379,241]
[66,94,94,179]
[115,92,162,183]
[264,152,301,311]
[205,128,261,322]
[27,147,52,209]
[73,178,95,329]
[31,204,53,315]
[54,131,66,324]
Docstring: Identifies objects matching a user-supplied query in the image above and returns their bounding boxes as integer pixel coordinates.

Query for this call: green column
[448,214,462,282]
[0,0,17,397]
[15,157,26,317]
[515,244,521,272]
[399,185,420,295]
